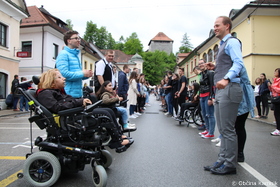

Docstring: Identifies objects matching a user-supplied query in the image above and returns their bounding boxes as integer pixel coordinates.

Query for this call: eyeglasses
[70,37,81,41]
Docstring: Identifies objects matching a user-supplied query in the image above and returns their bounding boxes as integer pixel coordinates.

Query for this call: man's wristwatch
[223,76,230,81]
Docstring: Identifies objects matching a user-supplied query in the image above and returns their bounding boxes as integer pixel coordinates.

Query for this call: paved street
[0,95,279,187]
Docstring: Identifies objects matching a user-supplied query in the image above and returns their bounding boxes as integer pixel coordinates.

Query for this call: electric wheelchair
[16,77,120,187]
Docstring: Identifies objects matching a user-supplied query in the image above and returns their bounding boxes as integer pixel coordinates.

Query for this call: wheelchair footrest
[37,141,100,157]
[122,128,137,133]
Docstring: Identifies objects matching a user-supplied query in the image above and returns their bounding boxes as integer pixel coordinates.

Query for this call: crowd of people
[7,16,280,175]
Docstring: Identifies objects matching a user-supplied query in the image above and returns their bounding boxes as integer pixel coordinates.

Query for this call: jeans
[20,95,29,111]
[200,96,216,135]
[12,95,19,109]
[145,91,149,104]
[116,107,128,124]
[165,92,173,115]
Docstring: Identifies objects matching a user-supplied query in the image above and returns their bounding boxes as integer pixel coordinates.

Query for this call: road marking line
[0,127,39,130]
[239,162,277,187]
[0,169,22,187]
[0,156,25,160]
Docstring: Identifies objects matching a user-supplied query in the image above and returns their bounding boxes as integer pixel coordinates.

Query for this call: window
[90,63,93,70]
[84,61,87,69]
[53,44,58,59]
[0,23,7,47]
[0,72,7,99]
[203,53,207,63]
[214,45,219,61]
[21,41,32,57]
[208,49,213,62]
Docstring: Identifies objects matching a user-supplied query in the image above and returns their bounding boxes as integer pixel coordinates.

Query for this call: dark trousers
[274,103,280,130]
[172,97,179,116]
[255,96,261,116]
[130,105,136,115]
[260,94,269,116]
[235,112,249,154]
[119,94,127,108]
[179,102,198,117]
[178,94,187,107]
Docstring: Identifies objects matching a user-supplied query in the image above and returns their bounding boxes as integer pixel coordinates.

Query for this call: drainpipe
[41,26,44,73]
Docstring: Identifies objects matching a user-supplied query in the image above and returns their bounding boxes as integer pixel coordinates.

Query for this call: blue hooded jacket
[56,46,88,98]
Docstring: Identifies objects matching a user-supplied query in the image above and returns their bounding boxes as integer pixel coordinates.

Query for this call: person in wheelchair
[176,82,200,122]
[96,81,136,131]
[36,69,133,153]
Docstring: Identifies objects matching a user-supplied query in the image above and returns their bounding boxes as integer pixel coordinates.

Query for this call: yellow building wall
[252,16,280,54]
[232,18,253,56]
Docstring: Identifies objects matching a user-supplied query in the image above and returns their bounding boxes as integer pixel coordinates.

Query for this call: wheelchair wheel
[99,150,113,169]
[97,128,112,146]
[23,151,61,187]
[184,110,193,123]
[193,108,204,126]
[92,165,107,187]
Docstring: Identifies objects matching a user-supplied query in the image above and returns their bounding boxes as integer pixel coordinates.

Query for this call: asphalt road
[0,95,279,187]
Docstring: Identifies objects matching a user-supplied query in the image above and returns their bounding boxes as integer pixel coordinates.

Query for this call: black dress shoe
[238,152,245,162]
[210,165,236,175]
[204,162,223,171]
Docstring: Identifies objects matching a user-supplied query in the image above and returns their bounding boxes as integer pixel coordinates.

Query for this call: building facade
[0,0,29,109]
[148,32,173,54]
[179,0,280,85]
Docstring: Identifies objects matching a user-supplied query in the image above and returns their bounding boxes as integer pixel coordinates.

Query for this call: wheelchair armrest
[57,107,84,116]
[85,100,103,112]
[120,99,129,105]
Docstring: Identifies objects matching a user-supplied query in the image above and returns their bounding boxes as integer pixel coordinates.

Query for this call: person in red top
[268,68,280,136]
[198,59,216,139]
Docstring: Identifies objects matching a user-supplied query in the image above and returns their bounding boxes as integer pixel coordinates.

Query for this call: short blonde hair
[38,69,59,89]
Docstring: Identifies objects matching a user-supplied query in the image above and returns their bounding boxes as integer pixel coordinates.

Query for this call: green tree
[179,33,193,53]
[123,32,143,55]
[142,51,176,85]
[107,33,116,49]
[95,26,108,49]
[114,36,125,51]
[83,21,98,44]
[83,22,109,49]
[65,19,73,30]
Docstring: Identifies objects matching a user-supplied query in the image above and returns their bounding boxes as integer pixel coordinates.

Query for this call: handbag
[271,96,280,104]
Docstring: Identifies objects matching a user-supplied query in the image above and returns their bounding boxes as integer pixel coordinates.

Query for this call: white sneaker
[132,114,139,118]
[135,112,142,116]
[128,123,136,127]
[270,129,280,136]
[211,138,221,143]
[216,141,221,147]
[189,124,197,128]
[129,115,137,119]
[164,112,169,115]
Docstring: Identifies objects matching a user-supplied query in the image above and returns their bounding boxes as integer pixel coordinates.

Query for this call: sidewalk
[0,109,29,117]
[248,108,276,126]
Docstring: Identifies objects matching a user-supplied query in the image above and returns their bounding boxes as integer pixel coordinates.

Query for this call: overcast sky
[25,0,250,53]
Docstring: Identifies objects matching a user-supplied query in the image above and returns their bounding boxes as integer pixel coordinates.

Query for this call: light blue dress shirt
[220,34,244,83]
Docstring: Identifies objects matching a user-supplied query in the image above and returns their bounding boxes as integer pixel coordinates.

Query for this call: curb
[0,111,29,118]
[248,117,276,126]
